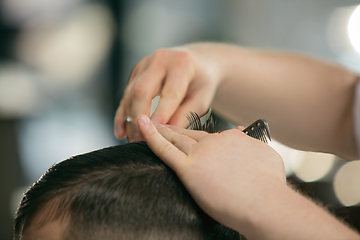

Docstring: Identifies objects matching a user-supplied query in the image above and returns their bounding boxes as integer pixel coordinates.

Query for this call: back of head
[14,141,240,240]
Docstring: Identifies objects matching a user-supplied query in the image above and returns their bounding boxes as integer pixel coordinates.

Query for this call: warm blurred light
[294,152,336,182]
[0,63,40,118]
[348,5,360,54]
[269,140,306,177]
[327,5,360,72]
[0,0,84,26]
[334,161,360,206]
[270,140,337,182]
[16,4,114,87]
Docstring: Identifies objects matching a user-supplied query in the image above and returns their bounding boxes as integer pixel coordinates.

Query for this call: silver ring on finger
[124,116,132,123]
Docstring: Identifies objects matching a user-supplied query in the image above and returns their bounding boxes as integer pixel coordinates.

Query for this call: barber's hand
[114,46,220,142]
[137,115,286,233]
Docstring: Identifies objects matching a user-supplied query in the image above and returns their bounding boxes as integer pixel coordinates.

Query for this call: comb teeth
[186,111,216,133]
[186,112,271,143]
[186,112,203,131]
[242,119,271,143]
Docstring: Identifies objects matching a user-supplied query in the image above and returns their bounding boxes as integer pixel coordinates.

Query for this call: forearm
[237,185,360,240]
[186,43,358,159]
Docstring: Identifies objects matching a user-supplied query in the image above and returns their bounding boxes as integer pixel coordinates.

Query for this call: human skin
[137,114,360,240]
[114,43,359,160]
[20,200,66,240]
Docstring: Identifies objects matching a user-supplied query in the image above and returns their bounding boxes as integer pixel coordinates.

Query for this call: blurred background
[1,0,360,239]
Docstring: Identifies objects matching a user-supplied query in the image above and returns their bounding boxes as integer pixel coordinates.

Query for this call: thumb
[137,115,187,171]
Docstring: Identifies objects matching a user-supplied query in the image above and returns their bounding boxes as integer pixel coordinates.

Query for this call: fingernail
[138,115,150,125]
[115,127,124,138]
[236,126,245,131]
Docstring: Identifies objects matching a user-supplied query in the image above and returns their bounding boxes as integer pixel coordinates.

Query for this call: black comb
[242,119,271,143]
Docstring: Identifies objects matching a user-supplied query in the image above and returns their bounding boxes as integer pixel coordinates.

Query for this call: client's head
[14,141,241,240]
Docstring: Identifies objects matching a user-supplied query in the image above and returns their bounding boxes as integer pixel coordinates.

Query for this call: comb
[186,110,216,133]
[185,110,271,143]
[242,119,271,143]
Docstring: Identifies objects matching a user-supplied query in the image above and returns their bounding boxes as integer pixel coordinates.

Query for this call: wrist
[235,182,291,236]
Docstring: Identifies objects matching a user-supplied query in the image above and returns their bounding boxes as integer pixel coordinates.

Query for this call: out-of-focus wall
[0,0,119,238]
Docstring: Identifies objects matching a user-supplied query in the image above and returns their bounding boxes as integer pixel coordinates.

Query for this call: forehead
[21,201,67,240]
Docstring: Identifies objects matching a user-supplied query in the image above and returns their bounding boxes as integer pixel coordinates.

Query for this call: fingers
[114,57,150,139]
[116,66,166,141]
[114,104,127,139]
[157,125,198,155]
[236,126,245,131]
[151,60,195,125]
[127,69,164,141]
[137,115,187,171]
[166,125,210,142]
[114,49,199,141]
[167,81,215,127]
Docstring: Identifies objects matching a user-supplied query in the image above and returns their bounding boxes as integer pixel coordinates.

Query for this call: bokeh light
[269,140,335,182]
[269,140,306,177]
[293,152,336,182]
[327,5,360,73]
[348,5,360,54]
[0,64,40,118]
[16,4,114,86]
[334,161,360,206]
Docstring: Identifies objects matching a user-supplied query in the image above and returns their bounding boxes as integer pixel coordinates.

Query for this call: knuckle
[128,65,138,81]
[152,49,193,68]
[151,49,172,69]
[123,83,133,97]
[152,48,170,63]
[133,84,149,99]
[157,140,173,155]
[147,128,158,138]
[119,92,131,110]
[174,51,192,65]
[129,57,147,81]
[153,48,168,56]
[171,134,184,145]
[161,88,182,102]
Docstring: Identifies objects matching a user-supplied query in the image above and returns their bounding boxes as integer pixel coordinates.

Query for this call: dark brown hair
[14,141,240,240]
